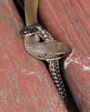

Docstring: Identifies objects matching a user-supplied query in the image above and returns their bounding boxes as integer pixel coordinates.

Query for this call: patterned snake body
[21,23,70,103]
[49,60,67,102]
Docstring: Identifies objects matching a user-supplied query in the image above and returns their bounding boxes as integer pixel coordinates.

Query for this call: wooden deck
[39,0,90,111]
[0,0,90,111]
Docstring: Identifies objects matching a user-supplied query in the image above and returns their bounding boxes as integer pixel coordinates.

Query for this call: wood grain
[0,0,68,112]
[39,0,90,111]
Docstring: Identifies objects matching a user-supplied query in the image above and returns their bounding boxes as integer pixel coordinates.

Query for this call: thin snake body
[49,60,67,103]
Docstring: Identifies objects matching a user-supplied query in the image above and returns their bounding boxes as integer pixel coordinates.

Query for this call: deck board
[39,0,90,111]
[0,0,68,112]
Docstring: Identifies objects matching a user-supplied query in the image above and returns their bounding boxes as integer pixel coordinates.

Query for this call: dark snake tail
[48,60,68,103]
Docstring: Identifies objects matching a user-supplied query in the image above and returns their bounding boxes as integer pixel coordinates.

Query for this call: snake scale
[19,0,71,105]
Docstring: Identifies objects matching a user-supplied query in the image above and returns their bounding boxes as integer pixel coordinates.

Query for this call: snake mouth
[23,33,35,37]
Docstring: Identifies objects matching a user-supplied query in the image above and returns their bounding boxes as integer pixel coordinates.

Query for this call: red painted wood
[0,0,68,112]
[39,0,90,111]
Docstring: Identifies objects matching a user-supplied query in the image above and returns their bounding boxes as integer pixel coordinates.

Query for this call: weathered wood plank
[0,0,68,112]
[39,0,90,111]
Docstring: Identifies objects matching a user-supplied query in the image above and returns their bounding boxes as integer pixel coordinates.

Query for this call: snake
[19,0,71,105]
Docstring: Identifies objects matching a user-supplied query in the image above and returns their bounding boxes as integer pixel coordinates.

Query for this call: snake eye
[59,54,65,57]
[30,27,38,33]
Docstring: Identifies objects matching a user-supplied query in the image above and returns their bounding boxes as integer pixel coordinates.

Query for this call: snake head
[20,23,40,36]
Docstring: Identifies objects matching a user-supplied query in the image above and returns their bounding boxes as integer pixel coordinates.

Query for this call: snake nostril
[60,54,65,57]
